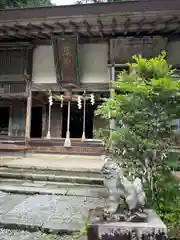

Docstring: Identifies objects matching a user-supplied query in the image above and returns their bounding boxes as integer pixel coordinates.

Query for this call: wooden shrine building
[0,0,180,154]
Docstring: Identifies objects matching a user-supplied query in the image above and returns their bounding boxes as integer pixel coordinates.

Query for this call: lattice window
[0,48,27,75]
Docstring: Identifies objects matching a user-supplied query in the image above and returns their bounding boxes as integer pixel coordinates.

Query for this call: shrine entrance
[62,103,94,139]
[30,107,42,138]
[0,107,9,136]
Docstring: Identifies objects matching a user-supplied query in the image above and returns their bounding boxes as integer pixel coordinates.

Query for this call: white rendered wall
[80,43,109,83]
[32,45,56,84]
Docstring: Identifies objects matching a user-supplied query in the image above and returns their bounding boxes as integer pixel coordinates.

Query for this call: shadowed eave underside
[0,0,180,40]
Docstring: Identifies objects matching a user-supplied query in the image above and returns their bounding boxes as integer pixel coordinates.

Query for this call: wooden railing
[0,83,26,94]
[12,129,25,137]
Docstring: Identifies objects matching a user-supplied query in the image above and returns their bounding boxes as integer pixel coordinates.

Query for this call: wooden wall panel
[110,36,168,64]
[44,104,62,138]
[51,104,62,138]
[11,102,26,137]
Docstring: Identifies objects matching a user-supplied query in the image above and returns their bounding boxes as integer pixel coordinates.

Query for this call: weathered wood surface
[0,138,104,155]
[25,82,32,143]
[52,36,80,88]
[1,0,180,39]
[110,36,168,63]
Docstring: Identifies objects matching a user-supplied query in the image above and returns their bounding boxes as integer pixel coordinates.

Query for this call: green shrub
[166,151,180,171]
[96,53,180,238]
[145,170,180,236]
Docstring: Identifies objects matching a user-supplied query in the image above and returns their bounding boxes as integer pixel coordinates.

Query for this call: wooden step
[0,145,104,155]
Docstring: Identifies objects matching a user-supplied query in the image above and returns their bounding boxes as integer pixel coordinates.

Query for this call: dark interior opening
[0,107,9,135]
[30,107,42,138]
[85,104,94,139]
[62,102,94,139]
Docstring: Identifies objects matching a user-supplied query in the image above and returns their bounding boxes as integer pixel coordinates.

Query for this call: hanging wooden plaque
[52,35,80,88]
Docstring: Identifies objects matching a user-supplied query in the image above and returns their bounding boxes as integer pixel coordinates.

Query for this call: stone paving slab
[0,192,105,234]
[0,193,28,216]
[2,195,58,227]
[0,229,87,240]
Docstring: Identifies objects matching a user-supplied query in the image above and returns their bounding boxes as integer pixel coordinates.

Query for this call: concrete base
[87,210,167,240]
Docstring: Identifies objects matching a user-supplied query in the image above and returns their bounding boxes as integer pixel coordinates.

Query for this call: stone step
[0,178,107,197]
[0,170,103,185]
[0,166,101,178]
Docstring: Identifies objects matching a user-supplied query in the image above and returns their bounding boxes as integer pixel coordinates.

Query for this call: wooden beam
[97,19,104,37]
[37,32,50,39]
[148,17,162,34]
[13,24,30,31]
[69,20,79,35]
[41,22,54,30]
[24,33,37,39]
[69,20,78,29]
[161,16,179,33]
[111,17,116,36]
[0,42,33,47]
[136,17,146,35]
[124,17,130,35]
[168,16,178,24]
[2,26,26,39]
[172,23,180,34]
[13,25,37,39]
[0,25,10,35]
[0,25,33,39]
[55,22,65,32]
[33,92,47,104]
[83,20,92,37]
[27,23,42,31]
[0,24,41,39]
[31,39,51,45]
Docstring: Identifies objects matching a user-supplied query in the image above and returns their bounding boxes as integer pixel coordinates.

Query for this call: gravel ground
[0,229,86,240]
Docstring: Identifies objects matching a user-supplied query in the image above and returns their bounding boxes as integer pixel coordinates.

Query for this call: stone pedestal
[87,210,167,240]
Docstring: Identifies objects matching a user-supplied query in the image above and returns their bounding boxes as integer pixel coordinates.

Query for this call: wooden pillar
[64,100,71,147]
[81,91,86,141]
[25,82,32,144]
[42,105,46,138]
[64,90,72,147]
[109,64,116,132]
[46,90,53,139]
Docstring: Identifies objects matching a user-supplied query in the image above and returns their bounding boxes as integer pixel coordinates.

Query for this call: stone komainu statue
[101,156,147,221]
